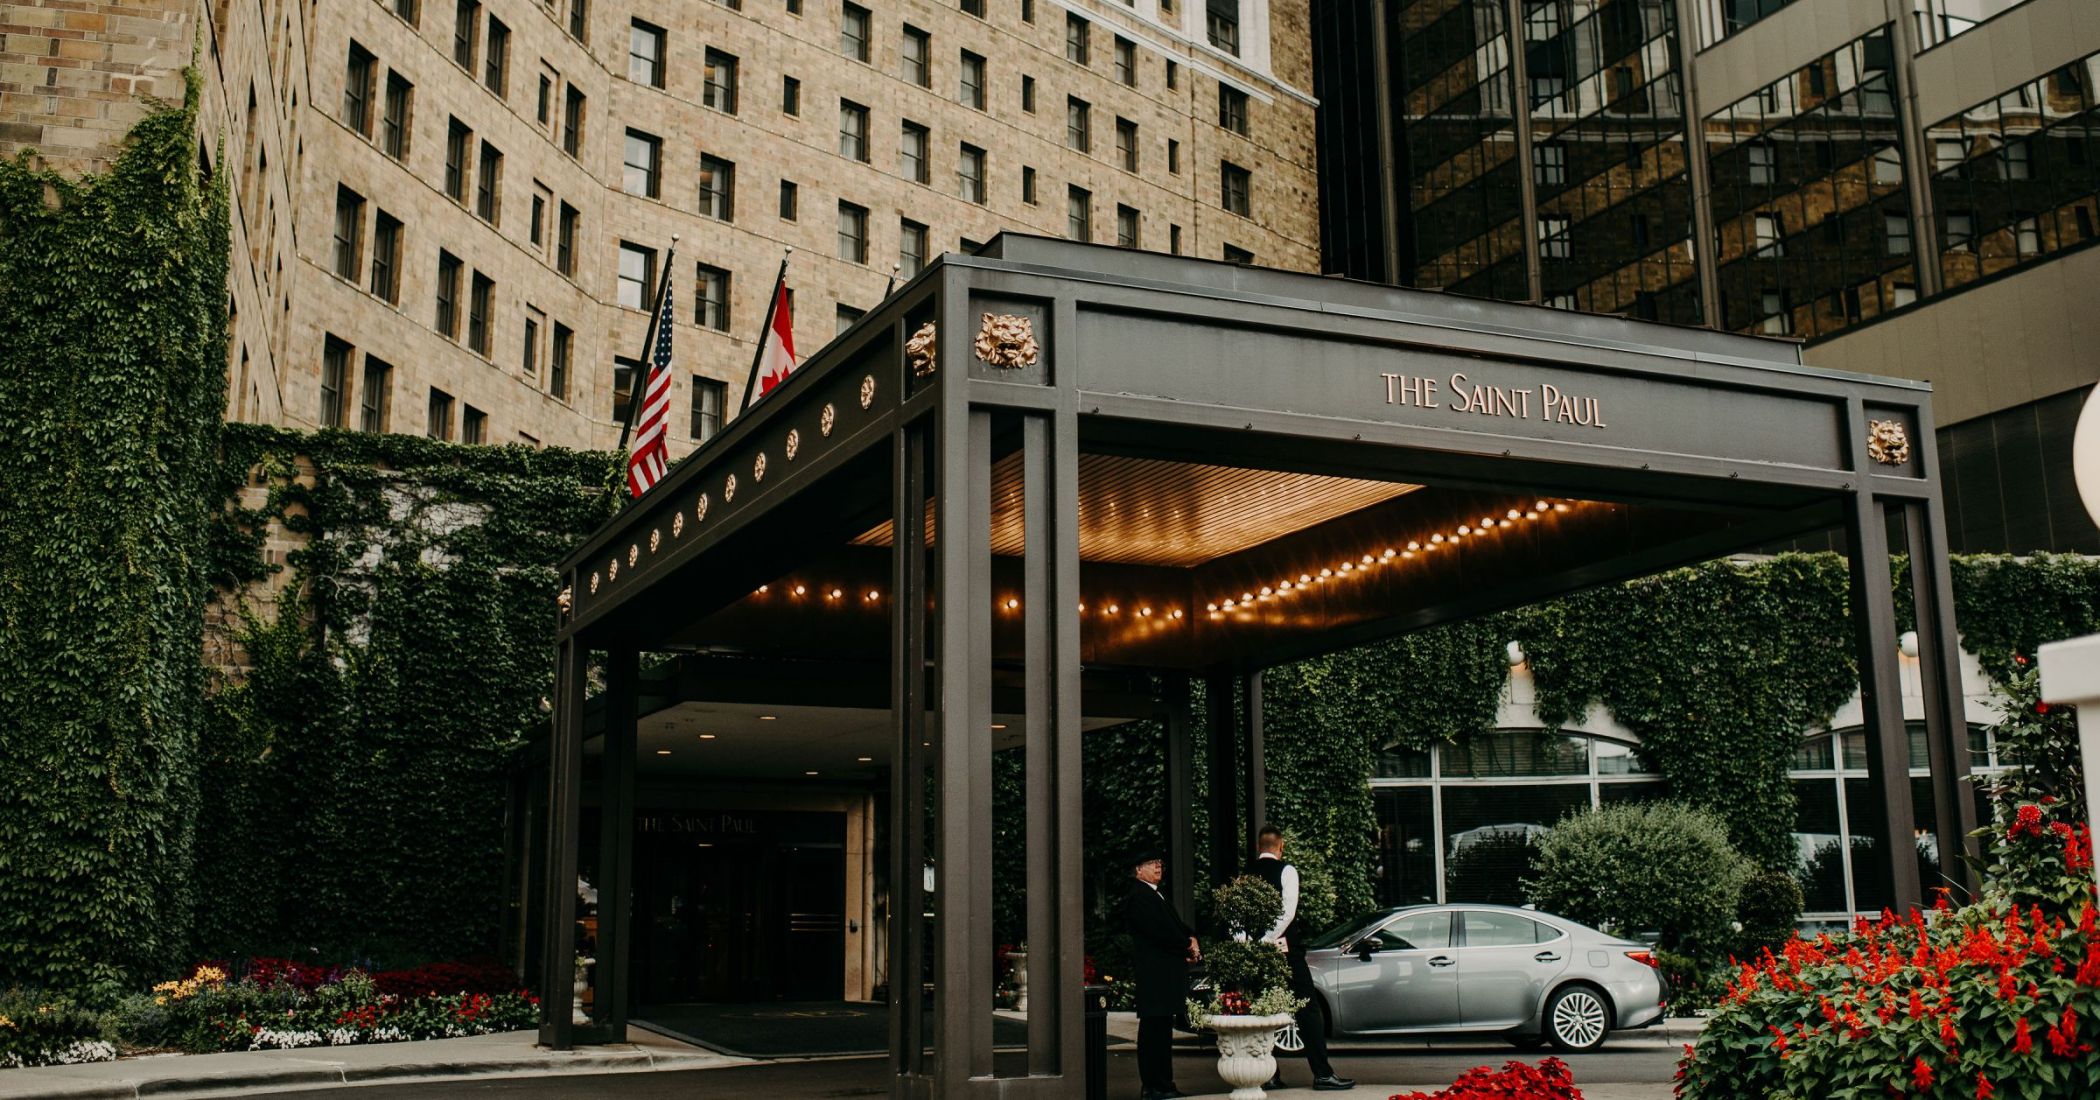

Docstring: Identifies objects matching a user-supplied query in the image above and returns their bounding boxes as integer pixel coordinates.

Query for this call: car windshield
[1303,908,1406,950]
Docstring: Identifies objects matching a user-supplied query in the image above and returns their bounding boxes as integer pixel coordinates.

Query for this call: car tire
[1543,985,1612,1052]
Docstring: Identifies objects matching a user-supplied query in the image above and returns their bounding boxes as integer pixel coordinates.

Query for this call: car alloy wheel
[1545,986,1610,1051]
[1272,1017,1304,1053]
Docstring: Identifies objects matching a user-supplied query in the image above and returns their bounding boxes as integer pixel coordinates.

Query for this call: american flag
[625,267,674,498]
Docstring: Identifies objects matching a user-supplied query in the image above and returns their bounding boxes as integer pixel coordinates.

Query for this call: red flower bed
[370,958,521,998]
[1391,1058,1583,1100]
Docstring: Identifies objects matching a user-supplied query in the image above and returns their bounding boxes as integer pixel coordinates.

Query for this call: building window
[467,272,494,355]
[1115,118,1140,172]
[427,388,454,439]
[1021,74,1036,113]
[841,2,870,62]
[1168,139,1180,174]
[483,18,509,95]
[453,0,479,69]
[444,118,470,200]
[960,50,986,110]
[783,75,801,115]
[691,377,726,440]
[1114,36,1135,85]
[779,179,799,220]
[1945,211,1973,251]
[436,250,462,337]
[568,0,586,41]
[522,313,541,380]
[612,357,640,423]
[381,73,412,159]
[1066,13,1088,65]
[837,200,869,263]
[320,336,352,428]
[2003,138,2031,181]
[1218,85,1248,135]
[624,129,662,197]
[1067,185,1091,240]
[695,263,730,330]
[835,303,864,335]
[1166,59,1178,89]
[902,25,931,87]
[1116,204,1139,248]
[394,0,418,26]
[1223,243,1253,264]
[1759,290,1790,335]
[332,185,365,280]
[1206,0,1239,55]
[475,141,502,223]
[899,121,930,184]
[530,189,546,247]
[369,210,401,302]
[557,203,578,275]
[344,43,376,136]
[1538,215,1570,259]
[629,19,665,87]
[699,154,736,220]
[1066,97,1090,152]
[462,405,486,444]
[1935,139,1965,175]
[618,242,656,309]
[1220,161,1250,216]
[1022,165,1037,204]
[1534,142,1565,186]
[900,218,928,276]
[1748,142,1775,185]
[705,49,739,113]
[2016,215,2041,256]
[961,0,984,14]
[563,87,585,157]
[840,101,870,161]
[1021,0,1033,22]
[958,143,986,203]
[359,356,391,432]
[550,323,572,400]
[1754,213,1783,256]
[1885,212,1911,256]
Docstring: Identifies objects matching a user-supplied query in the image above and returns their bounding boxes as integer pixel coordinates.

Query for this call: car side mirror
[1354,940,1380,962]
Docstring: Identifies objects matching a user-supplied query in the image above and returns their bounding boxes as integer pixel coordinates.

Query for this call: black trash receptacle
[1084,984,1109,1100]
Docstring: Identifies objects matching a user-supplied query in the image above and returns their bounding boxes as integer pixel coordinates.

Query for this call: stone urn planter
[1007,949,1028,1013]
[1209,1012,1294,1100]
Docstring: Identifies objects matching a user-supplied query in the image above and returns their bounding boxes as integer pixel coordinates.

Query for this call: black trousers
[1286,948,1335,1079]
[1137,1014,1175,1092]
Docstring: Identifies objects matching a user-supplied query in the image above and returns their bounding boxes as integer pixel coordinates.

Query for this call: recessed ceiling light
[699,734,716,740]
[758,715,777,721]
[857,756,873,762]
[805,770,819,776]
[655,749,672,756]
[990,723,1008,730]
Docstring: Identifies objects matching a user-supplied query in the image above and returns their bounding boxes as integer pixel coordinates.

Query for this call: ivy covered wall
[0,74,229,990]
[195,426,619,965]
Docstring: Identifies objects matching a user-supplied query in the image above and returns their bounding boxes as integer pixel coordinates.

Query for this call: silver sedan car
[1292,904,1665,1052]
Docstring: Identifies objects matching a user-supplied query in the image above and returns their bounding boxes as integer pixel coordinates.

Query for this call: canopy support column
[1847,490,1924,915]
[536,636,586,1050]
[593,645,638,1039]
[1905,495,1980,899]
[1163,674,1197,923]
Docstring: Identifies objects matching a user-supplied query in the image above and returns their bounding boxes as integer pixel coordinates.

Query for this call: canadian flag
[757,278,797,396]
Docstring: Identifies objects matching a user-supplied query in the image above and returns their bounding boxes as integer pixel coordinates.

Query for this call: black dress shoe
[1264,1074,1287,1090]
[1312,1075,1356,1090]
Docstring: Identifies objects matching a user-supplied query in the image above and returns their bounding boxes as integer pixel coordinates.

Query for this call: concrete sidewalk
[0,1030,744,1100]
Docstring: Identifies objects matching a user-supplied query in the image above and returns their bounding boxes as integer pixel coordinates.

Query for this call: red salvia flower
[1976,1071,1993,1099]
[2014,1016,2034,1055]
[1912,1056,1933,1092]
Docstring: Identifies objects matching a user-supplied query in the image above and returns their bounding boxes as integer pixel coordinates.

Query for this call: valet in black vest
[1248,825,1355,1092]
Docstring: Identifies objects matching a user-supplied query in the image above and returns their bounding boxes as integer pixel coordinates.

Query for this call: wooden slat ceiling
[854,453,1421,568]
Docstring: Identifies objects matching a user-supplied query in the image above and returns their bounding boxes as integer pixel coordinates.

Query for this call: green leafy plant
[0,988,115,1068]
[1212,875,1284,939]
[1735,868,1805,956]
[1528,801,1752,956]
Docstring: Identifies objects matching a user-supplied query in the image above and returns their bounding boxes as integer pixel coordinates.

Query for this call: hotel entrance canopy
[540,236,1972,1096]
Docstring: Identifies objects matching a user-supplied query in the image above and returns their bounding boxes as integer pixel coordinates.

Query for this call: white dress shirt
[1255,852,1298,945]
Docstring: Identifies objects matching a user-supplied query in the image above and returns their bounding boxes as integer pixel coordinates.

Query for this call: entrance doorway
[632,809,846,1004]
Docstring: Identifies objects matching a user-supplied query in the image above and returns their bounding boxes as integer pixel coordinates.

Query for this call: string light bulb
[793,584,807,596]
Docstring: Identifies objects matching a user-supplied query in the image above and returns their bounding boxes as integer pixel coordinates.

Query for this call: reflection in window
[1441,730,1587,777]
[1528,0,1702,323]
[1707,29,1917,339]
[1925,52,2100,294]
[1443,785,1589,904]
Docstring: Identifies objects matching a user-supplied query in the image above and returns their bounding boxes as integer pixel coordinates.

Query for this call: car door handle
[1427,956,1454,968]
[1534,952,1562,963]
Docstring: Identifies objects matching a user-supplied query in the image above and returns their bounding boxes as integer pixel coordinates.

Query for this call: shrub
[0,988,114,1068]
[1291,847,1341,937]
[1391,1057,1584,1100]
[371,958,520,998]
[1736,868,1805,955]
[1201,939,1291,998]
[1527,802,1751,955]
[1212,875,1283,939]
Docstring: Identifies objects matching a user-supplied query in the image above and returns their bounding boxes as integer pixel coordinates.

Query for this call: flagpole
[739,247,792,414]
[617,235,679,454]
[883,261,900,300]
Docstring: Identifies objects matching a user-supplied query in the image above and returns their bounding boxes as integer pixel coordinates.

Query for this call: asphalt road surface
[239,1040,1681,1099]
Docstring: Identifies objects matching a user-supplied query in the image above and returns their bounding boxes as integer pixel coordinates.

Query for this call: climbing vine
[0,72,229,990]
[193,425,618,965]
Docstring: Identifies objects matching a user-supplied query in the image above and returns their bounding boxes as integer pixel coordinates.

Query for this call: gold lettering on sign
[1379,372,1606,430]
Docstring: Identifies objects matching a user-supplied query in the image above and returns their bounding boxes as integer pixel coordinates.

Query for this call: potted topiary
[1186,876,1304,1100]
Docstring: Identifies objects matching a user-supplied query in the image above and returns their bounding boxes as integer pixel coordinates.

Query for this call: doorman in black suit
[1123,849,1198,1100]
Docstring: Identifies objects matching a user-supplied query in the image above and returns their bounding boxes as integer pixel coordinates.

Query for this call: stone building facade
[2,0,1320,454]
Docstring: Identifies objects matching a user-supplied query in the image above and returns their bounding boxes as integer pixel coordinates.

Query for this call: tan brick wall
[5,0,1321,456]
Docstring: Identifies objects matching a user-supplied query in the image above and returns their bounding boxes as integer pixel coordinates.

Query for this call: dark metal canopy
[539,236,1973,1096]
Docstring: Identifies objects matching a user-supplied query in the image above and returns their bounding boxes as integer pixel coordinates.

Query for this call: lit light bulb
[1005,597,1020,610]
[1260,586,1273,597]
[1106,603,1119,614]
[1507,509,1522,520]
[1381,548,1395,558]
[1525,511,1538,520]
[758,585,769,594]
[1298,574,1311,584]
[1207,603,1219,612]
[1339,562,1353,573]
[1402,550,1414,559]
[1482,516,1495,527]
[1139,606,1152,617]
[1554,503,1569,512]
[1223,599,1236,610]
[1361,554,1374,565]
[1407,541,1421,551]
[1242,592,1254,602]
[1535,500,1549,512]
[793,584,808,596]
[1278,581,1293,592]
[1431,534,1445,544]
[1170,609,1183,619]
[1458,525,1471,536]
[828,588,843,599]
[1319,568,1332,578]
